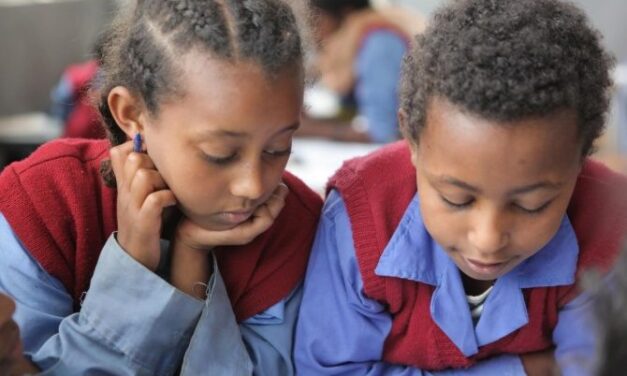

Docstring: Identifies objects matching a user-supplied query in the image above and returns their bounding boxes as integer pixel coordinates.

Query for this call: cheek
[260,160,288,197]
[417,187,464,246]
[513,207,568,256]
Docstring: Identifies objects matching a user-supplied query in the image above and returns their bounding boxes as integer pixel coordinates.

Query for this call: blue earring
[133,133,142,153]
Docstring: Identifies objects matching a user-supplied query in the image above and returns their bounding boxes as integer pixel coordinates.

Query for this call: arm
[0,213,204,375]
[553,289,601,376]
[354,31,406,144]
[294,191,526,375]
[240,286,303,376]
[179,257,302,376]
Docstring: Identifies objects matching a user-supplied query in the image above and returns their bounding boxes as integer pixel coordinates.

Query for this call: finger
[0,320,19,359]
[139,190,178,221]
[259,183,289,220]
[109,141,134,189]
[0,295,15,323]
[174,184,289,248]
[129,168,169,210]
[122,152,157,191]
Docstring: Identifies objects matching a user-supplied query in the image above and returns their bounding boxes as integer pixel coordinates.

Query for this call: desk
[0,112,62,169]
[287,138,381,195]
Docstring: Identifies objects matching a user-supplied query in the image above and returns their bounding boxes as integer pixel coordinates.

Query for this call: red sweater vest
[328,141,627,370]
[0,139,322,322]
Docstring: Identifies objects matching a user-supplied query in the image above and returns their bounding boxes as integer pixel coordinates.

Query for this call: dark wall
[0,0,116,116]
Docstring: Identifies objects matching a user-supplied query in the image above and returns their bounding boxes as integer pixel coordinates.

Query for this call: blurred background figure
[0,0,114,169]
[296,0,425,143]
[583,241,627,376]
[49,37,104,140]
[1,0,626,192]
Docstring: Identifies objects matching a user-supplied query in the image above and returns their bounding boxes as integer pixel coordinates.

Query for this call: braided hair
[97,0,303,186]
[399,0,614,157]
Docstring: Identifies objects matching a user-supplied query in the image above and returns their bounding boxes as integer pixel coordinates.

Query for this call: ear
[107,86,148,139]
[398,109,420,168]
[397,109,407,135]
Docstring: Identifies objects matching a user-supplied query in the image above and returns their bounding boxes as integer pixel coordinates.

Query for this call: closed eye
[515,200,553,215]
[440,195,474,209]
[203,153,238,165]
[264,146,292,158]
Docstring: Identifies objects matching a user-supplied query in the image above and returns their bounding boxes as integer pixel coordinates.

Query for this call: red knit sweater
[0,139,322,322]
[328,141,627,370]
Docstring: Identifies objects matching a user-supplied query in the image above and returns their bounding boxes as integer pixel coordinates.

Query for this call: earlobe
[398,109,420,168]
[107,86,146,139]
[409,145,420,169]
[397,109,407,134]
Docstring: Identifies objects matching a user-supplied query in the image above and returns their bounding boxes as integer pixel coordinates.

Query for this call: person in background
[49,37,105,140]
[583,241,627,375]
[0,0,321,374]
[295,0,626,374]
[296,0,425,143]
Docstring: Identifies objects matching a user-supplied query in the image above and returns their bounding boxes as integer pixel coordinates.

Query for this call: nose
[230,160,266,202]
[467,208,509,256]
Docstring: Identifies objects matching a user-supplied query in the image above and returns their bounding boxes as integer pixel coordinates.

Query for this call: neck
[461,272,494,296]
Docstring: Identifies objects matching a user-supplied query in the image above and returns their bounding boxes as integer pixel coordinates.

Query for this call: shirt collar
[374,194,580,288]
[373,194,580,355]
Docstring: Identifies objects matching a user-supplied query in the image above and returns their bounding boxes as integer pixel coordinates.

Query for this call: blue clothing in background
[295,191,597,375]
[354,30,406,143]
[0,213,298,375]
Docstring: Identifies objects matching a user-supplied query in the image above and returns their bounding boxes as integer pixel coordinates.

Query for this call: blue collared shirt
[354,30,406,143]
[295,190,597,375]
[0,213,299,375]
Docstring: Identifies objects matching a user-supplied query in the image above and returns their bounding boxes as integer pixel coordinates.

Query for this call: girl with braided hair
[296,0,627,375]
[0,0,321,374]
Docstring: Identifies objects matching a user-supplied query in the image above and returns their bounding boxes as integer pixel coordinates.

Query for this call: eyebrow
[434,175,563,195]
[200,122,300,140]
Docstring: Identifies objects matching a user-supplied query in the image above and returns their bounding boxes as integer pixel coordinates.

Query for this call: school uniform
[295,141,627,375]
[0,138,322,375]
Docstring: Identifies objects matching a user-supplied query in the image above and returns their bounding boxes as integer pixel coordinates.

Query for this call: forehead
[417,98,581,185]
[179,50,302,102]
[159,50,303,134]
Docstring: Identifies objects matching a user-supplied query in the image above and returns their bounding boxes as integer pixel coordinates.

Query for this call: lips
[464,257,509,278]
[216,209,254,225]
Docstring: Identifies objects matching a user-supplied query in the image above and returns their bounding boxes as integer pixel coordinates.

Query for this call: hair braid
[97,0,305,186]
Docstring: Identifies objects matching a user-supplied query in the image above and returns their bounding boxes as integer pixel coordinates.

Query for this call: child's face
[412,98,582,283]
[143,52,303,231]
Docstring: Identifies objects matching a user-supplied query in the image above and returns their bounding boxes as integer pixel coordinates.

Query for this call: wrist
[170,239,213,300]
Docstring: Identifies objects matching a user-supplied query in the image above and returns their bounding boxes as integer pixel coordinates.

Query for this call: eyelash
[518,201,552,215]
[203,153,237,165]
[203,147,292,166]
[440,196,552,215]
[441,196,474,209]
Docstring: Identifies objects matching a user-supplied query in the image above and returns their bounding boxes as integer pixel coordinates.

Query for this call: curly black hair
[400,0,614,156]
[96,0,303,185]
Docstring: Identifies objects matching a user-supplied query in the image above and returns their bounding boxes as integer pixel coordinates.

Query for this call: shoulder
[328,141,414,191]
[570,159,627,223]
[569,159,627,274]
[6,138,109,177]
[0,138,112,224]
[360,29,408,54]
[281,171,322,221]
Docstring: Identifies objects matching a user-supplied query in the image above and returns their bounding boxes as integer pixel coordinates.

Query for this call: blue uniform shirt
[354,30,406,143]
[0,213,299,375]
[295,191,597,375]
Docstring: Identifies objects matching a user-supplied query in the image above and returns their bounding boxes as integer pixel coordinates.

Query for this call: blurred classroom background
[1,0,626,193]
